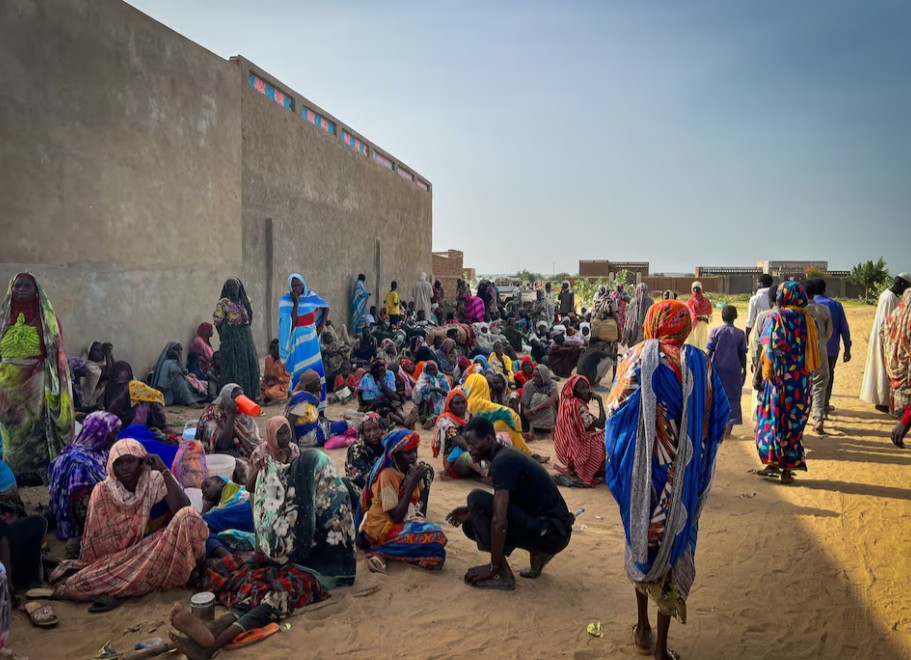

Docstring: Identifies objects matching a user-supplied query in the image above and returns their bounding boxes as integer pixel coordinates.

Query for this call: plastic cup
[235,394,261,417]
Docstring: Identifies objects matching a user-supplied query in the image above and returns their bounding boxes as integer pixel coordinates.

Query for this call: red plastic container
[235,394,261,417]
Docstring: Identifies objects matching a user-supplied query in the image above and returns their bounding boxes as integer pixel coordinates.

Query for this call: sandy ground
[8,304,911,659]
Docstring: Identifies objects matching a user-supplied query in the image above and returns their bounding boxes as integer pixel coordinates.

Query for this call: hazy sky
[128,0,910,276]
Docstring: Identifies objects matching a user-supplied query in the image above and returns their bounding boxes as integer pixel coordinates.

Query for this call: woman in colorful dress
[357,430,446,573]
[48,411,121,557]
[189,322,215,373]
[463,373,537,458]
[49,439,208,601]
[151,341,204,406]
[604,300,729,660]
[432,388,502,480]
[249,447,356,587]
[279,274,329,410]
[198,383,262,460]
[519,365,558,439]
[623,283,655,347]
[0,273,74,485]
[213,278,261,405]
[351,274,370,334]
[553,375,606,488]
[884,289,911,415]
[344,412,385,500]
[412,359,451,426]
[684,281,713,351]
[754,281,818,484]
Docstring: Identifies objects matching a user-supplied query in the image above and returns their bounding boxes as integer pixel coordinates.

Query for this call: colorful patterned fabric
[200,553,329,618]
[755,282,818,471]
[464,295,486,323]
[884,289,911,413]
[252,449,356,587]
[0,273,74,481]
[357,430,447,570]
[47,411,121,540]
[249,416,300,472]
[279,274,329,409]
[128,381,165,407]
[412,366,451,415]
[609,284,629,329]
[463,373,529,453]
[623,283,654,346]
[605,317,728,620]
[49,439,207,600]
[554,376,605,486]
[351,279,370,333]
[197,384,262,458]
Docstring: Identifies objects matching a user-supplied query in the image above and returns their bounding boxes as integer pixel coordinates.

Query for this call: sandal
[224,622,281,650]
[779,470,795,485]
[24,588,56,600]
[25,602,59,627]
[630,624,653,655]
[756,466,780,479]
[367,556,387,575]
[468,575,516,591]
[88,594,124,613]
[667,650,681,660]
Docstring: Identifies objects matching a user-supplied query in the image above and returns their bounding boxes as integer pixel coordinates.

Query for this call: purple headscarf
[47,411,121,539]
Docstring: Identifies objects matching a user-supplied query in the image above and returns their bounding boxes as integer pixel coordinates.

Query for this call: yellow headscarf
[128,380,166,407]
[463,373,529,454]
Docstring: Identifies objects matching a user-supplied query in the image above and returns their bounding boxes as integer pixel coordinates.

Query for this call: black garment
[491,446,571,523]
[577,345,616,385]
[415,346,437,364]
[0,514,48,589]
[462,489,571,556]
[826,355,838,408]
[232,602,277,632]
[558,290,575,317]
[502,327,524,352]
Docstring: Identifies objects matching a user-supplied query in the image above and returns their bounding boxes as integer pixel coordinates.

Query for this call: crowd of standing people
[0,266,906,659]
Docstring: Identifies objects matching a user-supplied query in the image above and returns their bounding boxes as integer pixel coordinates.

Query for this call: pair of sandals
[23,588,123,627]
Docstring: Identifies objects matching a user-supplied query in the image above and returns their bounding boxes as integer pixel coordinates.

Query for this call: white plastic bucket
[205,454,235,481]
[185,487,203,513]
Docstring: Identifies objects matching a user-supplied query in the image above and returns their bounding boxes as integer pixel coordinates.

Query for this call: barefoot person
[49,439,207,601]
[356,430,447,573]
[447,417,574,591]
[169,552,329,659]
[553,375,606,488]
[604,300,729,660]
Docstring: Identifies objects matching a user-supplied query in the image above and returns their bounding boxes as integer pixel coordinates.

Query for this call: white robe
[859,289,899,406]
[413,278,433,316]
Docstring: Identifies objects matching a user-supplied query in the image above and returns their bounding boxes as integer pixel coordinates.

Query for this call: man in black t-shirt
[446,417,574,590]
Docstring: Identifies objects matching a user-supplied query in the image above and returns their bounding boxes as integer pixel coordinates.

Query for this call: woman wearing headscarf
[432,280,445,308]
[553,376,605,488]
[250,447,357,587]
[519,365,559,438]
[684,281,713,351]
[609,283,630,329]
[48,411,122,557]
[885,289,911,415]
[200,474,255,558]
[198,383,262,459]
[213,278,260,405]
[463,291,486,324]
[413,273,433,318]
[464,373,540,459]
[279,274,329,410]
[558,280,575,318]
[102,361,135,424]
[604,300,729,659]
[49,439,207,601]
[435,338,460,379]
[412,360,451,425]
[754,282,819,484]
[286,370,353,448]
[351,274,370,334]
[151,341,204,406]
[592,285,612,320]
[189,322,215,372]
[357,430,447,573]
[344,412,385,500]
[623,283,654,347]
[0,273,74,484]
[122,381,169,432]
[248,416,300,474]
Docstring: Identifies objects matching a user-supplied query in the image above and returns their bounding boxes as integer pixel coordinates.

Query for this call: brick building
[432,249,466,302]
[578,260,650,280]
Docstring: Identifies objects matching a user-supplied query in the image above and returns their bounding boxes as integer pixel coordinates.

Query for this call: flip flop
[367,556,387,575]
[25,602,59,627]
[224,622,281,650]
[88,594,123,613]
[468,576,516,591]
[25,588,55,600]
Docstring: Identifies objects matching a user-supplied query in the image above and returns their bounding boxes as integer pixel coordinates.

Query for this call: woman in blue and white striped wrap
[278,274,329,411]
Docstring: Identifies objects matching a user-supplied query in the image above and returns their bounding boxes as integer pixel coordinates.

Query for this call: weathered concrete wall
[238,60,432,349]
[0,0,242,374]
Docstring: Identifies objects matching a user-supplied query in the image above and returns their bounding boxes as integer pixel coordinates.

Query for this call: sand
[8,304,911,659]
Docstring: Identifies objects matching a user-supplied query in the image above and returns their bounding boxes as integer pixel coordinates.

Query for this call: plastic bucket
[205,454,236,481]
[235,394,261,417]
[185,487,203,513]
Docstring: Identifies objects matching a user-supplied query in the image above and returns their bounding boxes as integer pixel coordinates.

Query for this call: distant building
[432,250,469,303]
[756,260,828,275]
[578,260,650,280]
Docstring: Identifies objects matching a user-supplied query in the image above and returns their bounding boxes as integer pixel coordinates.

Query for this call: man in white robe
[860,274,911,409]
[412,273,433,318]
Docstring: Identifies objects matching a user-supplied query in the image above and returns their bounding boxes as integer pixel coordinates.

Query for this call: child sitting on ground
[707,304,747,437]
[331,362,358,404]
[285,370,354,448]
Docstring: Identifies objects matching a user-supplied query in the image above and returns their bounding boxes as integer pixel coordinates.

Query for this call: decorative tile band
[249,73,292,110]
[373,152,394,170]
[302,106,336,135]
[416,179,430,192]
[342,130,367,155]
[397,166,415,182]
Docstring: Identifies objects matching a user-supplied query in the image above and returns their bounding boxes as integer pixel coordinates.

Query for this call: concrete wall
[0,0,242,374]
[238,59,432,349]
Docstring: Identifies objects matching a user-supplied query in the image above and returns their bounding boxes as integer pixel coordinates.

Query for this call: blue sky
[127,0,911,276]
